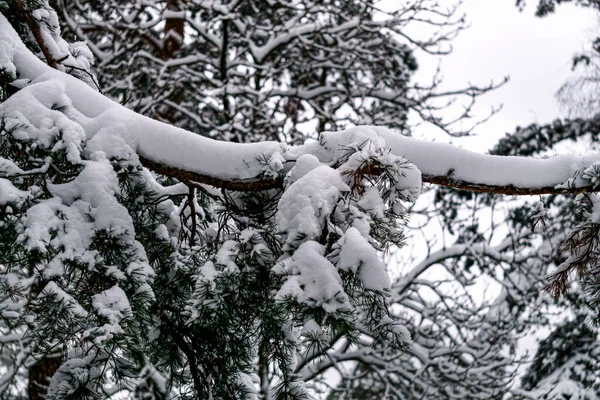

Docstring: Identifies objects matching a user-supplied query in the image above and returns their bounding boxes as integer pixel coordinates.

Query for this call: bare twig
[60,63,103,94]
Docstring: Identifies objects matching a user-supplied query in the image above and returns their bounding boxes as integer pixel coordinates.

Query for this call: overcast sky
[408,0,598,151]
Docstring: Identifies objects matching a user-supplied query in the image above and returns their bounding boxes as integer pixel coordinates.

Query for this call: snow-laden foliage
[6,1,600,399]
[0,28,420,396]
[0,0,95,95]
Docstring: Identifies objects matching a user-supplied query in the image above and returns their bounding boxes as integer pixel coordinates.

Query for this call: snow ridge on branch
[1,13,600,196]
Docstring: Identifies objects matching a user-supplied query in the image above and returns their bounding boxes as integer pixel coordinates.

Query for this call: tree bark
[163,0,184,60]
[28,356,62,400]
[13,0,58,68]
[154,0,185,124]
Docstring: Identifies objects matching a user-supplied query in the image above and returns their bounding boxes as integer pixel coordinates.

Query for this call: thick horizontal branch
[141,155,600,196]
[139,156,284,192]
[2,13,600,197]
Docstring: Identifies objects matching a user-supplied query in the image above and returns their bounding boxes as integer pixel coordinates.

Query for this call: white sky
[409,0,598,151]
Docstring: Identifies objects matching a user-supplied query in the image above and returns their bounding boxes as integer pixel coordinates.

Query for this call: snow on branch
[1,13,600,196]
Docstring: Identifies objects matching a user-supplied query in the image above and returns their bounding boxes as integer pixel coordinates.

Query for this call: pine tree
[516,0,600,17]
[5,1,600,399]
[0,3,423,397]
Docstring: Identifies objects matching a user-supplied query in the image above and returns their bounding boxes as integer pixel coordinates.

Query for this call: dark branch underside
[139,156,284,192]
[422,175,594,196]
[139,156,595,196]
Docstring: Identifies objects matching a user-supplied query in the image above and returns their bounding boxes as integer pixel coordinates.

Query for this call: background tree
[516,0,600,17]
[319,1,600,396]
[403,2,600,397]
[51,0,500,142]
[485,117,600,398]
[512,311,600,399]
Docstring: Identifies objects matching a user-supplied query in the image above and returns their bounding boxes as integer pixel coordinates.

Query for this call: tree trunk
[258,339,270,398]
[156,0,184,124]
[28,356,62,399]
[163,0,184,60]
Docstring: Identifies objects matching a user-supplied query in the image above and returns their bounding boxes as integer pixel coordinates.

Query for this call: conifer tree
[0,2,421,397]
[5,1,600,400]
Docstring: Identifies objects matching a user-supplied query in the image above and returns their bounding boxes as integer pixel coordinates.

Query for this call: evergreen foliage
[0,4,423,395]
[4,0,600,399]
[516,0,600,17]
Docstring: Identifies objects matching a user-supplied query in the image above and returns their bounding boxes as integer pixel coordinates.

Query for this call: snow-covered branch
[2,13,600,196]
